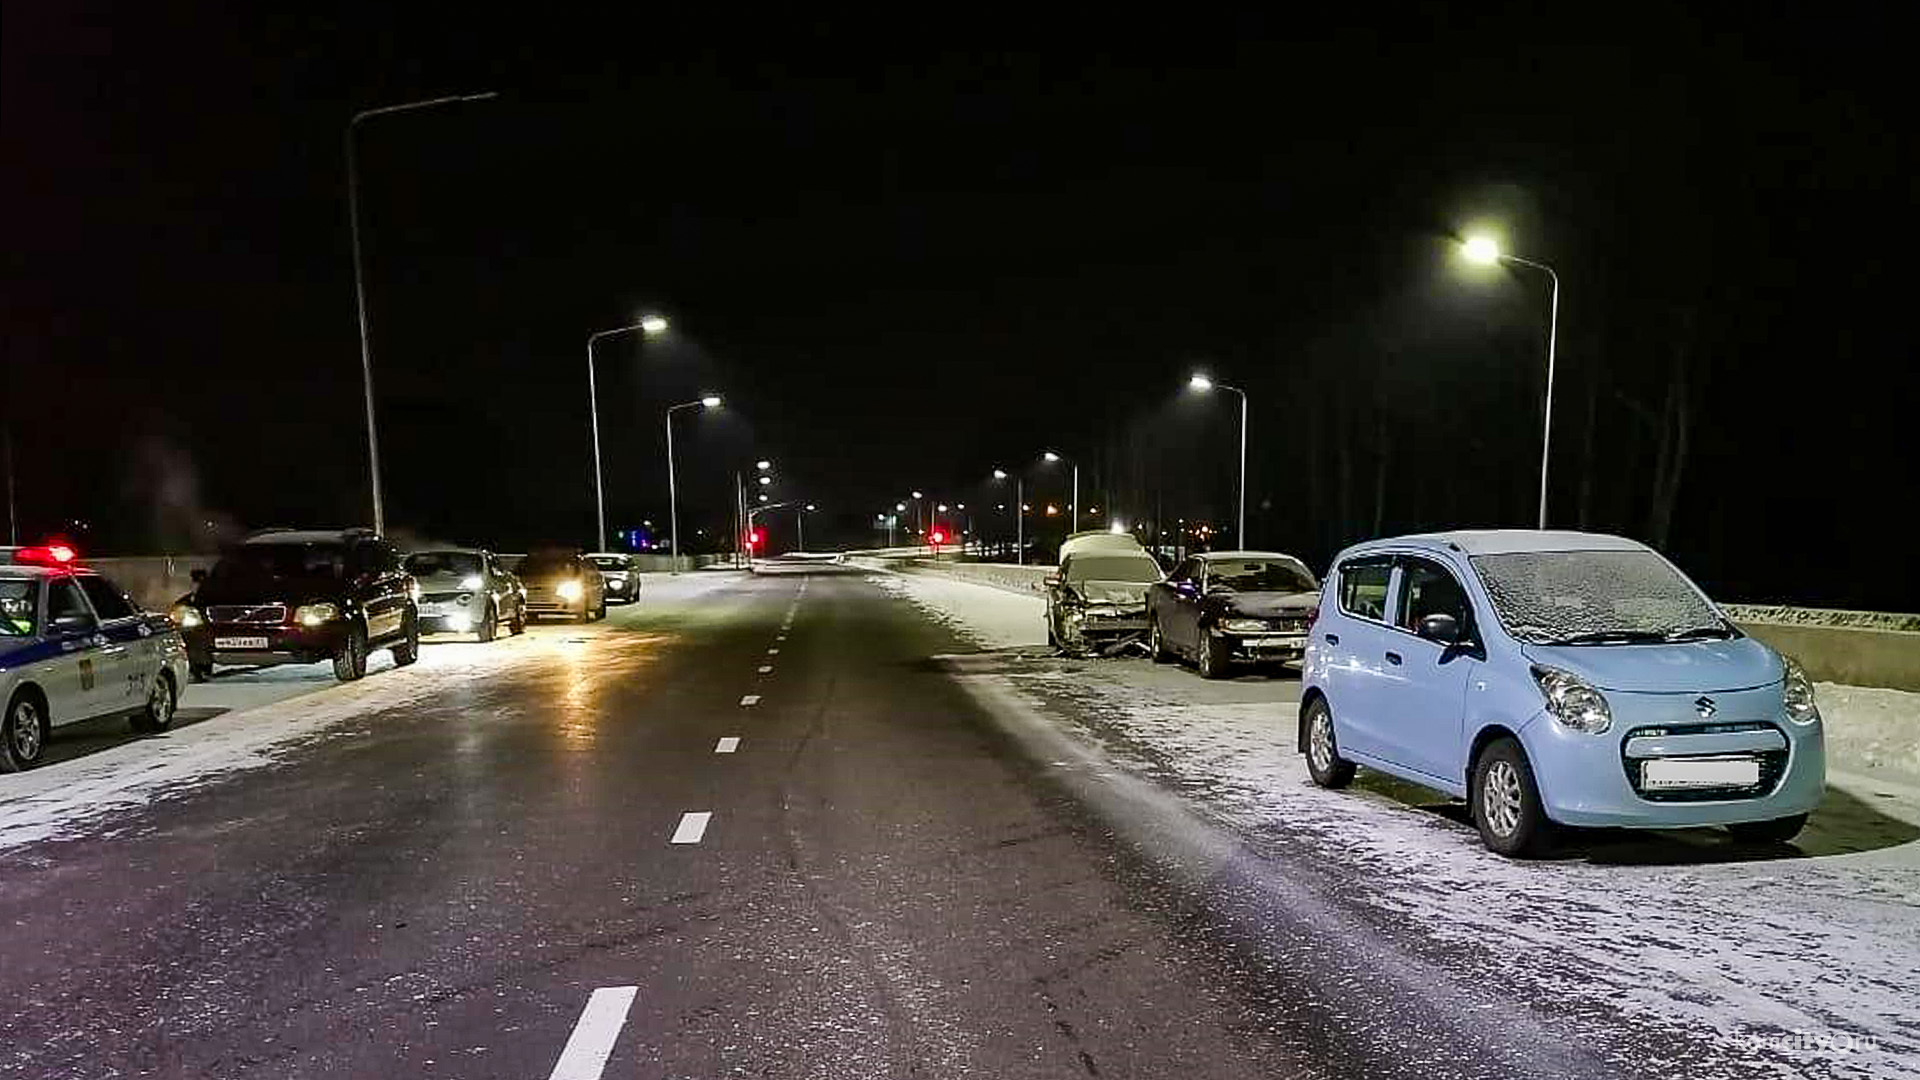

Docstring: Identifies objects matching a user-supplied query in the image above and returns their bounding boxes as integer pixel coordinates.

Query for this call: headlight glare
[294,603,340,628]
[1531,665,1612,734]
[1782,656,1819,724]
[556,579,584,602]
[169,604,204,628]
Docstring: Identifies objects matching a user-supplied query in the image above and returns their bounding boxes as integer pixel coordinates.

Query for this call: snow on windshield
[1066,555,1162,583]
[1470,549,1721,643]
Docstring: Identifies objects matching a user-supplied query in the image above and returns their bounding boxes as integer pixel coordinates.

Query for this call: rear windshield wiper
[1548,629,1670,645]
[1665,624,1735,641]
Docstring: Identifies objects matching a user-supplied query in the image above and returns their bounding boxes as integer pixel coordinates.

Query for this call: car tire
[509,607,525,635]
[392,612,420,667]
[332,623,368,682]
[1149,617,1174,663]
[1471,737,1554,858]
[1302,697,1356,788]
[477,604,497,643]
[189,661,213,683]
[1,691,49,772]
[1197,629,1231,679]
[596,599,608,620]
[130,671,177,734]
[1726,813,1809,844]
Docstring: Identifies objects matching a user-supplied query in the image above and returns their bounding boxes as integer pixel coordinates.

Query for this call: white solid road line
[715,737,740,753]
[740,694,761,706]
[757,665,773,674]
[671,812,712,844]
[546,985,639,1080]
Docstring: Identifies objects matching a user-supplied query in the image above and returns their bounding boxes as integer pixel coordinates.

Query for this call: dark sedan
[1146,551,1319,678]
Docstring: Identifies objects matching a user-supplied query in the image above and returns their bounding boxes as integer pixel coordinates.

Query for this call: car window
[1066,555,1161,583]
[77,575,138,620]
[211,542,346,585]
[406,552,483,577]
[1169,558,1199,583]
[1337,559,1392,621]
[1469,549,1725,644]
[47,579,94,626]
[1397,557,1472,635]
[0,580,36,636]
[1205,559,1317,593]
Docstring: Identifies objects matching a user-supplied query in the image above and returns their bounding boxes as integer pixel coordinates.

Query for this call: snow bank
[867,572,1046,649]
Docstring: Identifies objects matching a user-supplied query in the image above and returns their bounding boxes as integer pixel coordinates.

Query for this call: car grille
[424,591,469,603]
[208,604,288,625]
[1619,722,1790,802]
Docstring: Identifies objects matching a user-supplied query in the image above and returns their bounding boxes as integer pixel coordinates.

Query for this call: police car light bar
[2,544,80,567]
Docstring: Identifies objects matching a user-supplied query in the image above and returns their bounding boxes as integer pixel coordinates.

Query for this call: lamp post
[586,315,670,553]
[347,91,497,535]
[992,468,1024,564]
[666,394,722,569]
[1188,374,1249,546]
[1041,451,1079,533]
[1463,235,1560,529]
[798,504,817,551]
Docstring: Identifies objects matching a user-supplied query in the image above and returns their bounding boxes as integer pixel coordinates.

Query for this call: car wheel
[189,661,213,683]
[477,604,497,643]
[1197,629,1230,679]
[1,692,48,772]
[1302,697,1355,788]
[392,612,420,667]
[1149,617,1174,663]
[509,606,526,635]
[1472,737,1554,857]
[332,623,368,682]
[1726,814,1809,844]
[130,671,178,734]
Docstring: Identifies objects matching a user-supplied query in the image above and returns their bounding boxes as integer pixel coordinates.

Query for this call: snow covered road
[872,570,1920,1080]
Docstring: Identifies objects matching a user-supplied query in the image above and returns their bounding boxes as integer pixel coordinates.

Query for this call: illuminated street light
[757,460,772,471]
[640,314,671,335]
[666,394,723,569]
[992,468,1008,479]
[1188,373,1249,546]
[701,394,722,408]
[759,475,772,485]
[1040,451,1079,531]
[586,314,675,552]
[1460,233,1561,527]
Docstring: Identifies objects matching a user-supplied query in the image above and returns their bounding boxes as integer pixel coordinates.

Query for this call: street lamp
[1188,373,1249,547]
[798,503,818,551]
[1041,451,1080,532]
[586,315,672,552]
[1462,234,1561,528]
[665,393,721,569]
[347,90,497,534]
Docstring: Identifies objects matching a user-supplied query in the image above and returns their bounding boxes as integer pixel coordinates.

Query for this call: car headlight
[295,603,340,627]
[1531,665,1612,734]
[556,579,584,602]
[408,580,422,602]
[1221,618,1269,633]
[1782,656,1819,725]
[459,574,483,591]
[169,603,204,629]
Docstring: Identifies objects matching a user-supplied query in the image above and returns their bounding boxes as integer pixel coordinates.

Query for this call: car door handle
[1384,651,1403,665]
[1323,633,1339,646]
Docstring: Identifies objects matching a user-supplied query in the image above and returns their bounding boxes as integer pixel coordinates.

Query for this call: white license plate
[419,603,444,616]
[214,636,270,650]
[1642,757,1761,790]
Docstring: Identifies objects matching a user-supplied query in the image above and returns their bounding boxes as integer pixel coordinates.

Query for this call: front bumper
[186,621,349,667]
[418,591,488,634]
[1219,631,1309,663]
[1522,707,1826,828]
[603,575,637,603]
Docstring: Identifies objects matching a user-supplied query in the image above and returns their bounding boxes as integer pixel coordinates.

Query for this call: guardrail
[864,556,1920,692]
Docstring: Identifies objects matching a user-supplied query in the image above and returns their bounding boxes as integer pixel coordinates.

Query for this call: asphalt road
[2,567,1634,1079]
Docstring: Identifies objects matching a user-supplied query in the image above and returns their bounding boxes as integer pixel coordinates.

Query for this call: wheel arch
[7,680,50,723]
[1466,722,1524,791]
[1296,687,1328,752]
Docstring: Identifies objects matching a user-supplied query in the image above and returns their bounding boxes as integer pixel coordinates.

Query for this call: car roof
[407,547,485,556]
[244,529,369,546]
[1358,530,1651,557]
[1197,550,1308,562]
[586,552,632,559]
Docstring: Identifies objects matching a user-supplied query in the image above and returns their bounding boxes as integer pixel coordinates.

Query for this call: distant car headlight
[1221,618,1269,633]
[1782,656,1819,725]
[556,579,584,602]
[295,603,340,628]
[169,603,204,629]
[1531,665,1612,734]
[459,574,483,591]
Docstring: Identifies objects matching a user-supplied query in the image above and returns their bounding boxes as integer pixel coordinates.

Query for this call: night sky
[3,8,1911,609]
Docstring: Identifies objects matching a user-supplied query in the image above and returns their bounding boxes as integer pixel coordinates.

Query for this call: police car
[0,546,189,772]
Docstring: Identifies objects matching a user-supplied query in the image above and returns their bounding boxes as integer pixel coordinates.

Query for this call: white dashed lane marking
[715,737,740,753]
[767,647,780,655]
[740,694,761,707]
[757,665,773,674]
[671,812,712,845]
[546,985,638,1080]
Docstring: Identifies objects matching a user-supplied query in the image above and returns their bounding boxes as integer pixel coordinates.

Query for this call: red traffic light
[928,529,947,545]
[746,528,766,548]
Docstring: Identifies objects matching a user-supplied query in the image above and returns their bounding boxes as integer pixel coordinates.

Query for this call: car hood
[413,571,480,589]
[1071,579,1151,605]
[192,578,341,607]
[1521,636,1782,693]
[1207,590,1317,618]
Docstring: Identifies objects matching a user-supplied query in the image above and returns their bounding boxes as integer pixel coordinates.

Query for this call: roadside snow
[867,572,1046,649]
[1817,681,1920,787]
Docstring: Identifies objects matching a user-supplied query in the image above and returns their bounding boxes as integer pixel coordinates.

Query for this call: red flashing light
[928,529,947,546]
[746,528,765,548]
[15,544,78,566]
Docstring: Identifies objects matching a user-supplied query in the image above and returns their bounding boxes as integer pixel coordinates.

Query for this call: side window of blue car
[1337,559,1392,622]
[1396,557,1474,636]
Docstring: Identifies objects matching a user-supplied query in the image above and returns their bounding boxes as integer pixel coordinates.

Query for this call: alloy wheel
[148,679,173,727]
[1482,760,1524,838]
[1309,709,1334,774]
[11,701,43,761]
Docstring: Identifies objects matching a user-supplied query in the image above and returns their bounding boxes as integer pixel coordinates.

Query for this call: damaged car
[1044,532,1163,657]
[1148,551,1320,677]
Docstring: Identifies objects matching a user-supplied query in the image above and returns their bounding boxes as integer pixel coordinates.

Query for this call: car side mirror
[51,613,97,635]
[1417,613,1462,644]
[190,568,207,583]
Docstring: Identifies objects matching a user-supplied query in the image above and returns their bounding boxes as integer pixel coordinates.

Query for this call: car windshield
[405,552,482,578]
[517,553,576,576]
[1067,555,1161,583]
[590,556,629,571]
[208,542,346,587]
[0,580,36,637]
[1207,560,1317,593]
[1471,549,1727,644]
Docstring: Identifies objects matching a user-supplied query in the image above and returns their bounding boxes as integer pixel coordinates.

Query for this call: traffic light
[928,529,947,547]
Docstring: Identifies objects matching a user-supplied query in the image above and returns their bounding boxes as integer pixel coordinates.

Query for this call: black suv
[174,528,419,683]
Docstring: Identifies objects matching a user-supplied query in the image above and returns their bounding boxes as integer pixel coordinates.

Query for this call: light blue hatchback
[1298,530,1825,856]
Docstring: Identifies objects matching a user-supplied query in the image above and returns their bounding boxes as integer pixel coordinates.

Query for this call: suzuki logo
[1694,696,1717,718]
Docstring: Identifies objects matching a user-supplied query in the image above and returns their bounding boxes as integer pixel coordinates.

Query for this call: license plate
[1642,757,1761,790]
[419,602,444,616]
[214,636,270,650]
